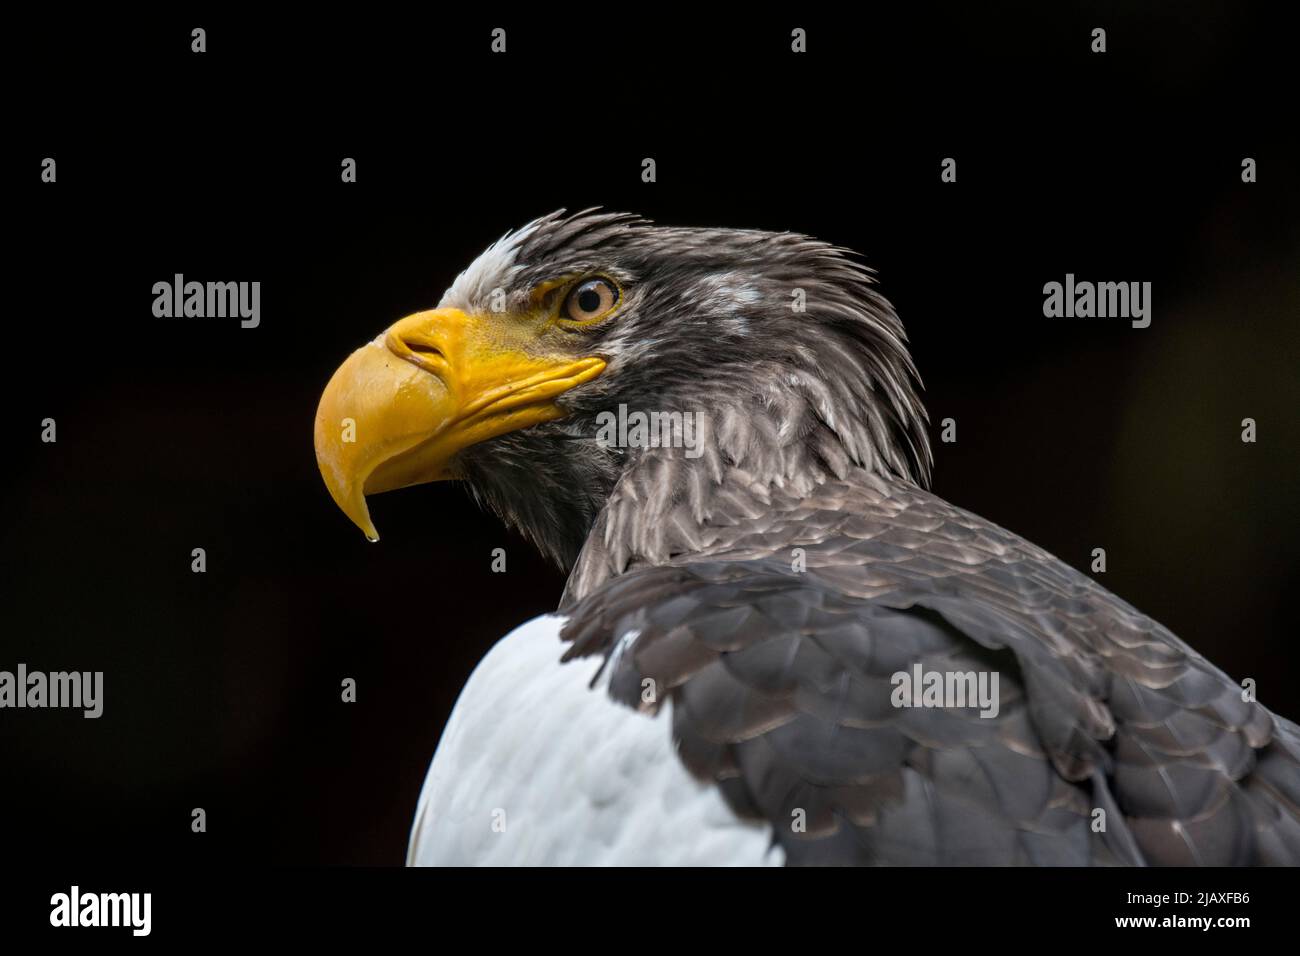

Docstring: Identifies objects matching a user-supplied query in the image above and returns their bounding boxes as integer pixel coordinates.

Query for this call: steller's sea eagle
[314,210,1300,865]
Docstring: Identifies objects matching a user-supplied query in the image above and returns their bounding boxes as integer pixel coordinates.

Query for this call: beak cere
[314,307,605,541]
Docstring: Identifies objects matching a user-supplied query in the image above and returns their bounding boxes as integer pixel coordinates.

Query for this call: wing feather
[561,479,1300,865]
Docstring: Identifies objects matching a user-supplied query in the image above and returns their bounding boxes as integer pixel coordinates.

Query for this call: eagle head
[315,210,931,571]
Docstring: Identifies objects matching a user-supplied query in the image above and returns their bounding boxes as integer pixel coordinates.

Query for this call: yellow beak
[313,307,605,540]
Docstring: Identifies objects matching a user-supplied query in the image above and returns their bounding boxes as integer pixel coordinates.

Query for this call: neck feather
[560,381,926,605]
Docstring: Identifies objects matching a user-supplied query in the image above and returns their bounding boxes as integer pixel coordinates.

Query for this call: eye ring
[561,277,620,323]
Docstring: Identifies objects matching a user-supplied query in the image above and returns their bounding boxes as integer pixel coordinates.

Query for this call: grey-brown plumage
[453,210,1300,865]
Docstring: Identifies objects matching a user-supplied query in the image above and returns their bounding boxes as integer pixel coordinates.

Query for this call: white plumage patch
[407,614,784,866]
[438,222,533,313]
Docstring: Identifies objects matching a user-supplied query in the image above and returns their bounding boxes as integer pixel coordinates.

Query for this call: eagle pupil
[578,288,602,313]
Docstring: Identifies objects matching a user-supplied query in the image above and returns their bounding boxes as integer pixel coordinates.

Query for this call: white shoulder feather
[407,614,783,866]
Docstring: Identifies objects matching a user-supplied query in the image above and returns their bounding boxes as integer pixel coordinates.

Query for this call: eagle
[313,210,1300,866]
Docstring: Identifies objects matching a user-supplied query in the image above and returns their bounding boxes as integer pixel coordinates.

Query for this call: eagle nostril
[404,340,444,360]
[388,327,447,367]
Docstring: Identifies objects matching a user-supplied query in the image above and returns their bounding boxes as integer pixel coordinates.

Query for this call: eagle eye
[562,278,619,322]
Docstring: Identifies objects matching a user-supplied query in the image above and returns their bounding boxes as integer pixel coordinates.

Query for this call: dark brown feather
[561,477,1300,866]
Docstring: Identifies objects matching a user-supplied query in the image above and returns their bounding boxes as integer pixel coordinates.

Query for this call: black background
[4,5,1297,870]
